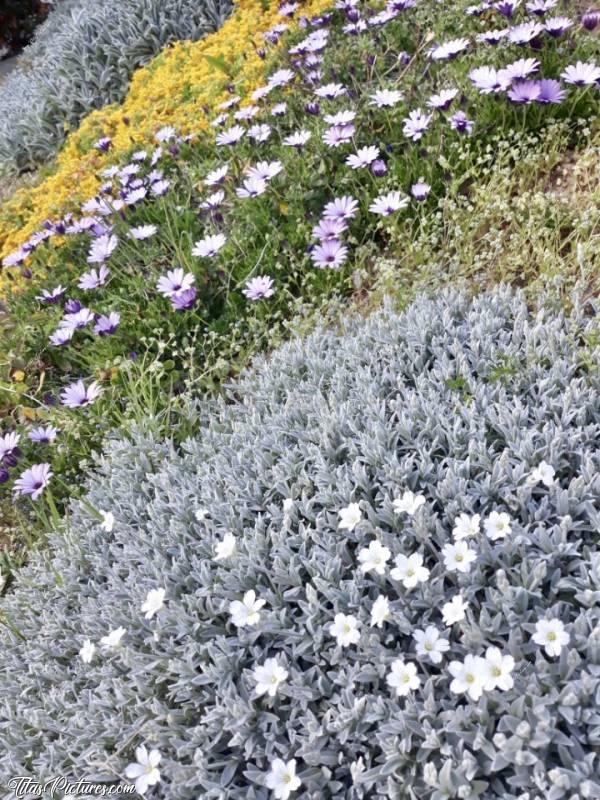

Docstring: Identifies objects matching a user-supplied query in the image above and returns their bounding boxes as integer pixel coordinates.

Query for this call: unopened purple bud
[346,7,360,22]
[169,144,180,156]
[2,449,21,468]
[399,51,411,65]
[371,159,388,177]
[582,11,599,30]
[123,117,130,126]
[257,47,267,59]
[64,299,82,314]
[129,351,138,361]
[305,102,320,116]
[366,54,376,66]
[0,468,9,484]
[21,268,32,280]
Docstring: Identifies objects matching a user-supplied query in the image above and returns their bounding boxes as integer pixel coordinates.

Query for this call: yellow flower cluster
[0,0,332,292]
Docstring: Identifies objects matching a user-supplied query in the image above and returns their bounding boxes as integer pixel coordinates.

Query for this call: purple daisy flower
[3,247,28,268]
[64,298,82,314]
[537,78,566,103]
[402,109,433,141]
[36,285,67,304]
[78,265,110,291]
[60,380,103,409]
[0,432,21,467]
[246,161,283,181]
[268,68,295,87]
[495,0,521,17]
[200,190,225,210]
[283,130,312,149]
[477,28,509,45]
[204,165,229,186]
[63,308,95,330]
[545,15,573,36]
[157,268,195,298]
[526,0,557,14]
[346,146,380,169]
[171,287,198,311]
[312,217,348,241]
[236,177,268,199]
[427,88,459,110]
[191,234,227,258]
[234,105,260,122]
[469,65,509,93]
[450,111,474,134]
[247,124,272,143]
[500,58,540,83]
[430,38,470,61]
[129,225,158,240]
[123,186,148,206]
[13,463,52,500]
[314,82,346,99]
[49,327,75,347]
[508,21,544,43]
[310,239,349,269]
[87,234,118,265]
[561,61,600,86]
[242,275,276,299]
[371,159,388,177]
[94,312,121,336]
[581,11,599,31]
[94,137,112,153]
[507,80,541,103]
[216,125,246,146]
[322,124,355,148]
[151,180,170,197]
[369,89,404,108]
[411,180,431,201]
[369,191,409,216]
[28,425,59,444]
[323,196,359,220]
[324,110,356,125]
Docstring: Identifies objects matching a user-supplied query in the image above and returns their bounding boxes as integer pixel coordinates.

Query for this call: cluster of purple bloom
[2,0,599,503]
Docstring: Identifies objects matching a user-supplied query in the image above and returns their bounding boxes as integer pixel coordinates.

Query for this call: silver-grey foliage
[0,289,599,799]
[0,0,232,174]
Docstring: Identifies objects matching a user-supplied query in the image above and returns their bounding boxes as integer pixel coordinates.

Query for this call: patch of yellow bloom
[0,0,332,292]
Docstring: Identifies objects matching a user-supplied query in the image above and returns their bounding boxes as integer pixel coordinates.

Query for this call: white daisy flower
[392,490,426,516]
[338,502,362,531]
[532,618,569,657]
[386,659,420,696]
[229,590,266,627]
[329,613,360,647]
[390,552,430,589]
[252,657,288,697]
[357,540,391,575]
[141,588,166,620]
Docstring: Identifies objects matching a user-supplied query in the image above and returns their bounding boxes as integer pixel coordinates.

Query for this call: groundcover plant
[0,288,599,799]
[1,0,599,541]
[0,0,233,173]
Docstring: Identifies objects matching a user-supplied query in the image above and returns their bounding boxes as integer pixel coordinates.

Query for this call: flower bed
[0,0,329,271]
[0,0,233,174]
[1,0,599,543]
[0,288,598,798]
